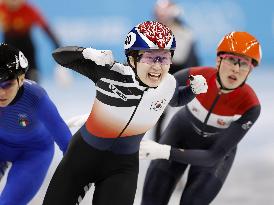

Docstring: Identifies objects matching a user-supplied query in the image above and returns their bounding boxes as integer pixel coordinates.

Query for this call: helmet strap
[126,52,150,87]
[16,77,20,85]
[133,60,149,87]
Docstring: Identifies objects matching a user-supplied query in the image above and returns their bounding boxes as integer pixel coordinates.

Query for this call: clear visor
[138,50,172,65]
[220,54,254,71]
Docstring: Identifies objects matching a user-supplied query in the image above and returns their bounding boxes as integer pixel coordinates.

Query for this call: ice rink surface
[1,67,274,204]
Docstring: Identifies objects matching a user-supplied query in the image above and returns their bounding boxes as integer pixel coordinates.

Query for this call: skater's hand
[54,65,73,88]
[139,140,171,160]
[82,48,114,66]
[189,75,208,94]
[65,114,89,128]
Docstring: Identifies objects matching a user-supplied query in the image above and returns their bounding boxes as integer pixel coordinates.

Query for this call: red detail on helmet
[138,21,172,49]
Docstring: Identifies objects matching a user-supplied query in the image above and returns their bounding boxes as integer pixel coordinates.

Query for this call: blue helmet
[124,21,176,55]
[0,44,28,83]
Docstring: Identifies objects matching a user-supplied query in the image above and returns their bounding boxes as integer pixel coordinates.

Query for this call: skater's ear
[126,50,139,69]
[216,56,221,67]
[17,74,25,87]
[128,56,135,68]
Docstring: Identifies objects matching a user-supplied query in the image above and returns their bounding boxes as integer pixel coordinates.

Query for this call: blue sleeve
[37,94,72,153]
[169,68,196,107]
[169,105,261,167]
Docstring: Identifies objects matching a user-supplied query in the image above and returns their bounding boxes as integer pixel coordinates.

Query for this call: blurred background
[1,0,274,204]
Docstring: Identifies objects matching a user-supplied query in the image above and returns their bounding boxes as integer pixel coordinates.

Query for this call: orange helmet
[217,31,262,65]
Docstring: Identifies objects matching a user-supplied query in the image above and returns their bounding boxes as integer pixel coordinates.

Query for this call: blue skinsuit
[0,80,71,205]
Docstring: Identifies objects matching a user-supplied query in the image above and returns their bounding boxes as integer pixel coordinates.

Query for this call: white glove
[139,140,171,160]
[65,113,89,128]
[54,65,74,88]
[82,48,114,66]
[189,75,208,94]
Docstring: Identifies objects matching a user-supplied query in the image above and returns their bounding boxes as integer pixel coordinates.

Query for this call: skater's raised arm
[52,46,114,82]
